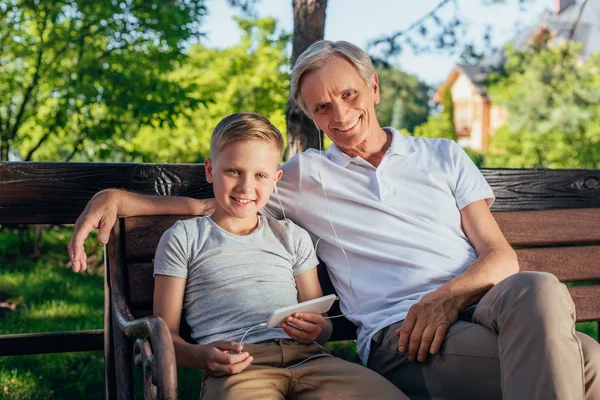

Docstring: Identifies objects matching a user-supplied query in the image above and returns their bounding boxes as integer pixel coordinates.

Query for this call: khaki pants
[367,271,600,399]
[200,338,406,399]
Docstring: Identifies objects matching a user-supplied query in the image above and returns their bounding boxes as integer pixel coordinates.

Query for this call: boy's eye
[226,169,238,175]
[256,173,268,179]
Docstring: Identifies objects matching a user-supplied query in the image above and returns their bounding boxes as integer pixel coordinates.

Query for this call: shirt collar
[325,127,415,168]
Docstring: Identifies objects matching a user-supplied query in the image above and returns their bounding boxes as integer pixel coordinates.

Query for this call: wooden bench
[1,162,599,399]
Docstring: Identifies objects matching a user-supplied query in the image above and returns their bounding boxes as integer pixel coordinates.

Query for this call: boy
[153,112,404,399]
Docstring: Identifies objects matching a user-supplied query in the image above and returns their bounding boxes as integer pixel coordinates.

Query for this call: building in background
[435,0,599,152]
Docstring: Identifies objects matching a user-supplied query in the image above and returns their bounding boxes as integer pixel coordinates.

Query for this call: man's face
[205,140,282,226]
[300,57,380,152]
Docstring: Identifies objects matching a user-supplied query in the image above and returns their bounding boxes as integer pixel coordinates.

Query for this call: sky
[200,0,553,85]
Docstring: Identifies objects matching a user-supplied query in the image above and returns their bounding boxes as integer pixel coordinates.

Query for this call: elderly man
[70,40,600,399]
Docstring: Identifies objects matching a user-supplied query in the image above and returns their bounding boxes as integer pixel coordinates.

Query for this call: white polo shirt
[262,128,494,364]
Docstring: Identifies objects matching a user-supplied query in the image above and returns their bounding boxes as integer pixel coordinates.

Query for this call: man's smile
[335,117,361,132]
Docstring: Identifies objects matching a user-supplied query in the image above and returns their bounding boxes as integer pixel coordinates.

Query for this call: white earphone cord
[274,125,358,320]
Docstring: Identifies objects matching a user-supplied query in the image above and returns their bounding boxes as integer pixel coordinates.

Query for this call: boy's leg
[200,367,289,400]
[200,341,291,400]
[279,341,408,399]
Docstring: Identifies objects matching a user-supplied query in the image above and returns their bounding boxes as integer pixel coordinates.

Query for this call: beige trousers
[367,271,600,400]
[200,339,406,399]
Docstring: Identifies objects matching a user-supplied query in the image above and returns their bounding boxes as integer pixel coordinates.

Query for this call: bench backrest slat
[2,164,599,224]
[569,286,600,322]
[494,209,600,246]
[124,216,190,262]
[516,246,600,282]
[127,262,154,309]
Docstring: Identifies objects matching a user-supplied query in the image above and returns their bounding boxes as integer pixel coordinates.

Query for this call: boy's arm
[153,275,253,375]
[69,189,215,272]
[280,267,333,344]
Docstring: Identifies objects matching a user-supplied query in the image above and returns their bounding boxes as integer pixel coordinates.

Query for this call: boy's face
[205,139,282,229]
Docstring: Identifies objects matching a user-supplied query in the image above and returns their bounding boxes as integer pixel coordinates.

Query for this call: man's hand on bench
[69,190,119,273]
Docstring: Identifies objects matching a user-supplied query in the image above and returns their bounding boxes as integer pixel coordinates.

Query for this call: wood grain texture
[0,162,211,224]
[127,262,154,309]
[124,215,197,262]
[2,163,599,224]
[494,209,600,246]
[517,246,600,282]
[482,169,600,211]
[569,285,600,322]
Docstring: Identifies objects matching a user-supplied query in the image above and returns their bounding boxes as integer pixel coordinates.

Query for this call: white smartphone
[266,294,337,328]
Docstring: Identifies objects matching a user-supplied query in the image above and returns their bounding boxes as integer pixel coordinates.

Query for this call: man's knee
[578,332,600,398]
[579,332,600,369]
[501,271,574,319]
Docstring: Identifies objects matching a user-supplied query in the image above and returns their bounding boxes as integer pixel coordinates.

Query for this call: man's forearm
[97,189,216,218]
[427,247,519,312]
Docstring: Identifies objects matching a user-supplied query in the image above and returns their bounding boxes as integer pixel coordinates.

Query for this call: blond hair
[210,112,284,158]
[290,40,375,116]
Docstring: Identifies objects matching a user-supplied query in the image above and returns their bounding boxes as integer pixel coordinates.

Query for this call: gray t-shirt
[154,215,319,345]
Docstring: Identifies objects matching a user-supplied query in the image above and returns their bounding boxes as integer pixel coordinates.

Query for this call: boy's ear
[204,157,213,183]
[274,169,283,184]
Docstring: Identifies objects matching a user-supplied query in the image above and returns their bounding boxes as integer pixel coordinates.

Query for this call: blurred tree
[369,0,531,58]
[285,0,327,159]
[124,18,291,163]
[485,43,600,168]
[413,87,457,141]
[375,66,430,132]
[0,0,207,161]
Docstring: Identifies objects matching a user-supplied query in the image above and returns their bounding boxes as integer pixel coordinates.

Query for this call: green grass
[0,227,597,399]
[0,227,105,399]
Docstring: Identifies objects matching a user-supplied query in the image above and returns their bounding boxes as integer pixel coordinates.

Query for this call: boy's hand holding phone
[196,341,253,377]
[280,312,327,344]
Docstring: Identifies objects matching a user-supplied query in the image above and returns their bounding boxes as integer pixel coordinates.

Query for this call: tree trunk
[1,140,8,161]
[285,0,327,160]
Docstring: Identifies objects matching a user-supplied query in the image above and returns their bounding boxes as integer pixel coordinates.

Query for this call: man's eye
[343,91,356,99]
[315,104,328,113]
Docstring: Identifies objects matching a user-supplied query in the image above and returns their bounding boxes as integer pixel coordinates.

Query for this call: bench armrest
[112,294,178,399]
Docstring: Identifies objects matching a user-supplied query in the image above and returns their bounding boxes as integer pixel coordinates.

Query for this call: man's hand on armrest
[68,189,215,272]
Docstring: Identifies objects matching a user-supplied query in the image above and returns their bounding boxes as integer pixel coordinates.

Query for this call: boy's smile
[205,139,282,235]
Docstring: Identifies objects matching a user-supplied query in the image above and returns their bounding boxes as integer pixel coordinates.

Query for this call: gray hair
[290,40,375,116]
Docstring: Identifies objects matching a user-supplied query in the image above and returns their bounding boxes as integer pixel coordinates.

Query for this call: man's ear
[372,72,380,105]
[204,157,213,183]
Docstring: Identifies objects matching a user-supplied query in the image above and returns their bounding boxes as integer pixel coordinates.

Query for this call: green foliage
[412,87,457,141]
[440,88,456,140]
[485,43,600,168]
[463,146,484,167]
[375,66,429,132]
[123,17,291,163]
[0,227,105,399]
[0,0,207,161]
